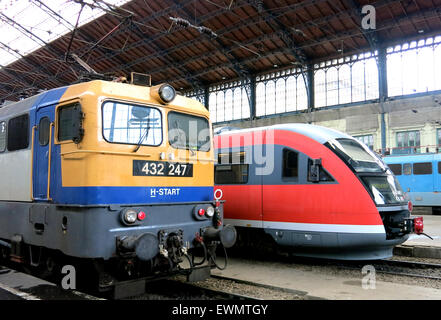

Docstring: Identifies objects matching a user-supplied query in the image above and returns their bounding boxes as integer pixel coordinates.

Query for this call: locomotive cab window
[38,117,50,146]
[388,164,402,176]
[102,101,162,146]
[413,162,432,175]
[215,152,248,184]
[58,103,84,143]
[168,112,210,152]
[7,114,29,151]
[0,121,6,152]
[438,162,441,174]
[283,148,298,178]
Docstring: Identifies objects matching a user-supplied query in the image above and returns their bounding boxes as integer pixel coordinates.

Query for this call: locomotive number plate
[133,160,193,177]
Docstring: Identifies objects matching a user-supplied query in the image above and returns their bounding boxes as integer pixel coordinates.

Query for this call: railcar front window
[327,138,386,173]
[168,112,210,152]
[361,176,405,205]
[102,102,162,146]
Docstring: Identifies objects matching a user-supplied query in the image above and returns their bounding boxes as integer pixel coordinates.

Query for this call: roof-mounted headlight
[151,83,176,104]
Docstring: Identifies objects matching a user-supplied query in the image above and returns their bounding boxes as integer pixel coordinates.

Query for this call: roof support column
[204,86,210,111]
[245,76,256,120]
[307,64,315,110]
[377,46,388,155]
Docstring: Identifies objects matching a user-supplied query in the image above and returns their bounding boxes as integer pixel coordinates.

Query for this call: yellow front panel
[56,81,213,188]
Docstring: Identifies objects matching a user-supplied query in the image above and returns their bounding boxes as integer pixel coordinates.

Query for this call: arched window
[224,89,233,122]
[265,80,276,115]
[256,82,266,116]
[351,61,365,102]
[208,92,217,123]
[338,64,351,104]
[297,75,308,110]
[326,67,339,106]
[314,69,326,107]
[286,76,297,112]
[275,78,286,113]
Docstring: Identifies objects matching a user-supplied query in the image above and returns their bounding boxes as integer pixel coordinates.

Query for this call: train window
[413,162,432,175]
[7,114,29,151]
[217,152,246,164]
[215,165,249,184]
[388,164,402,176]
[58,103,83,142]
[215,151,248,184]
[283,149,298,178]
[38,117,50,146]
[307,159,334,182]
[438,162,441,174]
[0,121,6,152]
[168,112,210,152]
[403,163,412,175]
[102,102,162,146]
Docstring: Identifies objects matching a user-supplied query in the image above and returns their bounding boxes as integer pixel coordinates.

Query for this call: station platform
[212,257,441,300]
[0,266,102,300]
[394,213,441,258]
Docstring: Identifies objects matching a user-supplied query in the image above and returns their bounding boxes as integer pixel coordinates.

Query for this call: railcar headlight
[123,210,137,224]
[158,84,176,103]
[206,206,215,217]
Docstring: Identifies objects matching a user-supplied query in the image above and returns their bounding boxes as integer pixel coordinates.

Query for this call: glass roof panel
[0,0,132,67]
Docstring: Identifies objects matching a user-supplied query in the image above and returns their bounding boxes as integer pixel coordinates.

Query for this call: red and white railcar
[214,124,422,260]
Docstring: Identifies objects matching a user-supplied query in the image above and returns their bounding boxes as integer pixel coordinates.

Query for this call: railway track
[0,263,295,300]
[326,258,441,281]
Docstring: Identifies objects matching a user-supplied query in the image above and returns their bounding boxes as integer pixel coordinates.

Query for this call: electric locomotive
[0,77,236,295]
[384,153,441,215]
[214,124,423,260]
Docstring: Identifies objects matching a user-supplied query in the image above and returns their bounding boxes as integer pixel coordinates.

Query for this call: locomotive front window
[102,102,162,146]
[168,112,210,152]
[327,138,386,173]
[388,164,402,176]
[361,176,405,205]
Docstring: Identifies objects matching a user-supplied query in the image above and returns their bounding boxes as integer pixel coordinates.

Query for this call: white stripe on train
[223,219,386,234]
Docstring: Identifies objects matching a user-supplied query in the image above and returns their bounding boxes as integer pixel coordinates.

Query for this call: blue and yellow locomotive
[0,78,236,294]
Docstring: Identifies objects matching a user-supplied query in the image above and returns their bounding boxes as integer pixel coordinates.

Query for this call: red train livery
[214,124,423,260]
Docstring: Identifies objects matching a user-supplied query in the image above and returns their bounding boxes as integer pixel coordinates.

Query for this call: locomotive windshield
[102,101,162,146]
[327,138,387,173]
[168,112,210,152]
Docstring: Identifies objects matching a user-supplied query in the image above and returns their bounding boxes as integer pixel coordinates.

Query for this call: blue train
[384,153,441,214]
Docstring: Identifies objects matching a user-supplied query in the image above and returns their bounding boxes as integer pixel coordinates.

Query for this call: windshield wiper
[133,120,151,153]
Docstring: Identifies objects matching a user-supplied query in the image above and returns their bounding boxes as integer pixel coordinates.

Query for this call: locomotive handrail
[60,150,152,157]
[30,125,36,201]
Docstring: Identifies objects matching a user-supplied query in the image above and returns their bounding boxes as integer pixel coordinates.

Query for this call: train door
[33,106,54,201]
[215,146,263,227]
[262,145,301,225]
[434,160,441,192]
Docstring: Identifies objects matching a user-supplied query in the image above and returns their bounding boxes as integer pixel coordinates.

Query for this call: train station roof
[0,0,440,101]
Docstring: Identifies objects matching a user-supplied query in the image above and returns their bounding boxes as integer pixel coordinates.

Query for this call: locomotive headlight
[206,206,215,218]
[123,210,137,224]
[151,83,176,104]
[158,84,176,103]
